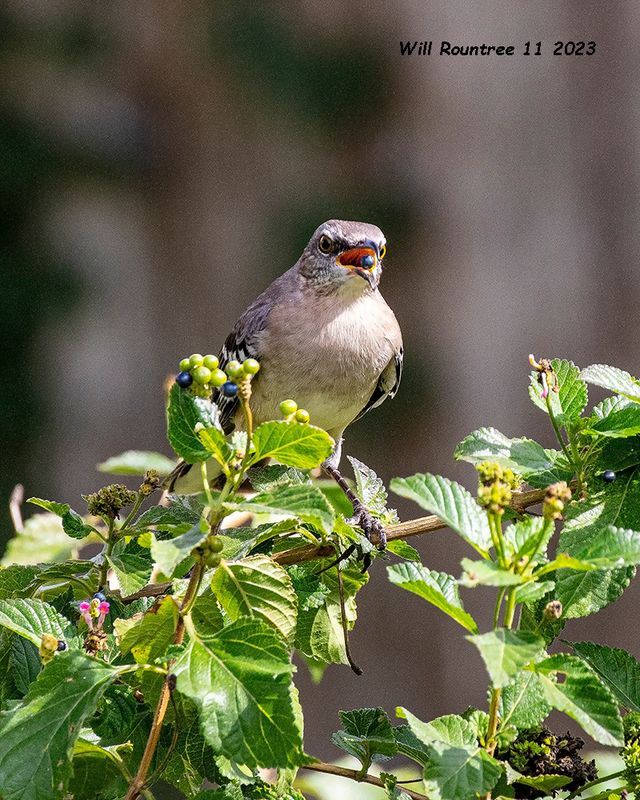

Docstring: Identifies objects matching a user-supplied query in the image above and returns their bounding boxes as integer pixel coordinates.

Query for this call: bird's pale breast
[248,288,401,437]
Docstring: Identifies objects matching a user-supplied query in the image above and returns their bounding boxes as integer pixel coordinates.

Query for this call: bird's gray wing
[353,346,403,423]
[215,291,274,433]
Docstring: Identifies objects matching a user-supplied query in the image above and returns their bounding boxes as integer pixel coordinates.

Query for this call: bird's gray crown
[297,219,387,292]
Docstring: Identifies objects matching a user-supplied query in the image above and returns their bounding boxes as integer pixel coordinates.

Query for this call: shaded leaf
[167,382,222,463]
[500,671,551,730]
[571,641,640,712]
[461,558,525,587]
[106,539,153,596]
[0,651,117,800]
[197,426,233,467]
[331,707,397,771]
[27,497,93,540]
[584,404,640,438]
[397,707,477,747]
[423,741,502,800]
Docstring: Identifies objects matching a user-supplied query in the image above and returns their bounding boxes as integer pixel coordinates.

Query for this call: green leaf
[460,558,525,587]
[0,565,43,596]
[516,774,572,792]
[347,456,389,514]
[331,708,397,771]
[500,671,551,729]
[11,637,41,695]
[385,539,421,561]
[581,363,640,402]
[423,741,502,800]
[27,497,92,540]
[584,404,640,437]
[294,563,367,665]
[554,469,640,618]
[135,495,203,528]
[106,539,153,596]
[454,427,573,485]
[250,420,334,468]
[529,358,588,425]
[466,629,545,688]
[229,484,335,535]
[97,449,175,475]
[197,426,233,467]
[387,562,478,633]
[119,596,179,664]
[2,514,86,567]
[211,555,298,645]
[167,382,222,463]
[0,598,73,647]
[0,651,117,800]
[393,725,432,766]
[173,617,304,768]
[68,738,129,800]
[563,525,640,569]
[248,464,310,492]
[396,707,477,747]
[571,641,640,712]
[513,580,554,604]
[151,524,207,577]
[534,653,624,745]
[390,473,491,554]
[503,516,554,562]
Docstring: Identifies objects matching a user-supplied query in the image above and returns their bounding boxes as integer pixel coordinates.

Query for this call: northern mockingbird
[173,219,403,544]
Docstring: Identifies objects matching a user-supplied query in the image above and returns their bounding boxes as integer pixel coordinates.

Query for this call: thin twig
[302,761,428,800]
[336,565,362,675]
[9,484,24,532]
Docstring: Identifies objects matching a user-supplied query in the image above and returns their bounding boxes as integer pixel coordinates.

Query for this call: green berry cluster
[542,481,572,520]
[279,399,310,424]
[176,353,260,398]
[197,534,224,568]
[498,726,597,799]
[476,461,521,515]
[83,484,137,520]
[622,712,640,794]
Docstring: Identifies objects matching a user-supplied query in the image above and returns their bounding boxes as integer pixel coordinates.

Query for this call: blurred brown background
[3,0,640,766]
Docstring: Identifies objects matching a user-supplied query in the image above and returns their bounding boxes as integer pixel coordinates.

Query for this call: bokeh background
[3,0,640,770]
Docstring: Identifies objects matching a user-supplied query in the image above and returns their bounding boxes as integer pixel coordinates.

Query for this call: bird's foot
[347,502,387,549]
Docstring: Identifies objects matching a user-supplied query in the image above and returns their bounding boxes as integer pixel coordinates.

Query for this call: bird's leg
[323,462,387,549]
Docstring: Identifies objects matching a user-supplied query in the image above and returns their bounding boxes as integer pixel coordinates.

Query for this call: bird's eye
[379,244,387,260]
[318,234,333,254]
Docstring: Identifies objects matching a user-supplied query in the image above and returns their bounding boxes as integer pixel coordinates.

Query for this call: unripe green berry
[280,399,298,417]
[179,357,191,371]
[189,353,204,368]
[243,358,260,375]
[225,360,243,378]
[193,366,212,385]
[210,369,227,387]
[295,408,310,424]
[203,354,219,370]
[209,536,224,553]
[205,552,222,568]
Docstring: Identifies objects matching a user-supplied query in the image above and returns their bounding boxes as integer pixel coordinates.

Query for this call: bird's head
[298,220,387,293]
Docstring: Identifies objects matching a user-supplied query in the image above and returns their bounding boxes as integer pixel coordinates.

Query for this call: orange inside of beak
[337,247,377,270]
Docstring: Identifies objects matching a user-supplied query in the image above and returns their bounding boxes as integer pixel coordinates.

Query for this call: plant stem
[301,762,428,800]
[99,519,116,588]
[565,769,626,800]
[485,586,518,759]
[488,512,506,566]
[545,391,573,466]
[120,493,145,532]
[125,559,204,800]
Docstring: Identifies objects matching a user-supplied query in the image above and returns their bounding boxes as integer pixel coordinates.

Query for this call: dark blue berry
[222,381,238,398]
[57,640,67,651]
[602,470,616,483]
[361,254,375,268]
[176,371,193,388]
[93,592,106,602]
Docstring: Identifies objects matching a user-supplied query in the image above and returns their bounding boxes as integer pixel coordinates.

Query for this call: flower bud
[544,600,562,619]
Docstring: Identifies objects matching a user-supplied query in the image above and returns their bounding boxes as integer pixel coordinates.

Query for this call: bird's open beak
[337,246,378,288]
